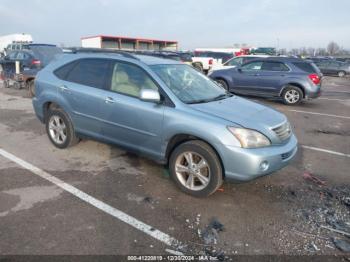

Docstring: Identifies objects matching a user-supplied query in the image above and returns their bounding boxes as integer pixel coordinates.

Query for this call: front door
[102,61,164,159]
[233,61,263,95]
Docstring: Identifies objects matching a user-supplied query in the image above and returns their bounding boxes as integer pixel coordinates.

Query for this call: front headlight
[228,127,271,148]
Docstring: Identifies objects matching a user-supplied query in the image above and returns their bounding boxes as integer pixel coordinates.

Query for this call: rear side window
[54,61,78,80]
[66,59,110,89]
[261,62,289,71]
[293,62,318,73]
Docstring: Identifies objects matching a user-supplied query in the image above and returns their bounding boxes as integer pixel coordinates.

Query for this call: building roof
[81,35,178,44]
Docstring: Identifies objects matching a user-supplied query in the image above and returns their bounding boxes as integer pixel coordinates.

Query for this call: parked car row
[307,56,350,77]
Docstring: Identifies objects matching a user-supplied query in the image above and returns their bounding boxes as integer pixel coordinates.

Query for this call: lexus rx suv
[33,49,298,197]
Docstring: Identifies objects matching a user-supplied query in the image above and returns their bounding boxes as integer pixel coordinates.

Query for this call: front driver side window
[109,62,158,97]
[241,61,263,71]
[227,57,242,66]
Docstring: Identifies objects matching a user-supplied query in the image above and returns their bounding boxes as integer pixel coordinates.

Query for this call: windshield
[151,64,230,104]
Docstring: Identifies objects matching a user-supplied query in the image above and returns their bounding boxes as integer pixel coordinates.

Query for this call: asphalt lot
[0,77,349,257]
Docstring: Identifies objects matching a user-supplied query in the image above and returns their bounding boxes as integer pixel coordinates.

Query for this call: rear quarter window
[293,62,319,73]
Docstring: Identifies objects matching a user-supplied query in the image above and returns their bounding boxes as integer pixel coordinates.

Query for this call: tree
[327,41,340,55]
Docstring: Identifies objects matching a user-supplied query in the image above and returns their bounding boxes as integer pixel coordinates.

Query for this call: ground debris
[302,172,326,186]
[202,218,224,245]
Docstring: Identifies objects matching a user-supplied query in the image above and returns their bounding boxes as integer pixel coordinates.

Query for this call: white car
[209,55,270,73]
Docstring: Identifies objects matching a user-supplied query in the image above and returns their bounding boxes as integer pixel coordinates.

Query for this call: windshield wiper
[187,93,233,104]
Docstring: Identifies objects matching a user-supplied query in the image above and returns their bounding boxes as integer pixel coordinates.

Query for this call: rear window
[30,46,63,66]
[293,62,319,73]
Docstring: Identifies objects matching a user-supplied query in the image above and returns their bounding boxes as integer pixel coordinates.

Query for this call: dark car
[5,44,62,69]
[315,60,350,77]
[3,44,62,96]
[208,57,322,105]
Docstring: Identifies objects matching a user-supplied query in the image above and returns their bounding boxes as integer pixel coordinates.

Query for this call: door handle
[254,73,260,76]
[105,97,115,104]
[59,85,70,92]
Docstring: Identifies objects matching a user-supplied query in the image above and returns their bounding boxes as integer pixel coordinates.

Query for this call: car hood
[189,96,286,136]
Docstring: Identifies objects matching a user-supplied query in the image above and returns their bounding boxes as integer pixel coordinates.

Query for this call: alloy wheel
[285,89,300,104]
[175,151,210,191]
[48,115,67,144]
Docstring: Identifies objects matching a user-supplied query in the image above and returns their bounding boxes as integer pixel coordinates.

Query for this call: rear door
[256,61,290,96]
[101,61,164,159]
[54,58,112,136]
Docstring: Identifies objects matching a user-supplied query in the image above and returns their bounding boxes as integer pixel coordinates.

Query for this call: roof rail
[69,47,138,60]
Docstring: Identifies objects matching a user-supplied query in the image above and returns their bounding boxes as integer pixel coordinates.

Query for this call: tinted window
[66,59,110,89]
[54,61,78,80]
[242,61,263,70]
[8,52,17,60]
[16,52,25,60]
[109,62,158,97]
[29,46,62,66]
[293,62,318,73]
[261,62,289,71]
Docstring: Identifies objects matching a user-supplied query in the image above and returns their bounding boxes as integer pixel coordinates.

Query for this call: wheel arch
[280,82,305,98]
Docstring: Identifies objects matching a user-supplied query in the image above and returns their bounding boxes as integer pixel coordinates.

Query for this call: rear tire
[215,79,229,91]
[338,71,346,77]
[45,108,79,149]
[169,140,223,197]
[282,86,303,105]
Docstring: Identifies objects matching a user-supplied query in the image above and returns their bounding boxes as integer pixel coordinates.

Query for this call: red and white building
[81,35,178,51]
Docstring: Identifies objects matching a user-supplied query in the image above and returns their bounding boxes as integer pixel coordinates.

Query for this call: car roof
[60,52,181,66]
[246,57,312,63]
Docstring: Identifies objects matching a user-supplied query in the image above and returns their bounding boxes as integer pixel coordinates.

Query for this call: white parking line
[0,148,179,248]
[288,109,350,120]
[302,145,350,158]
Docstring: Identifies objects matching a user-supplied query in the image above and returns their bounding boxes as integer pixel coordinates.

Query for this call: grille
[272,121,292,141]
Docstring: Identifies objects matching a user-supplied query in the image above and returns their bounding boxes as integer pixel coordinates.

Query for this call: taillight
[0,72,4,80]
[31,59,41,65]
[308,74,320,85]
[209,59,213,65]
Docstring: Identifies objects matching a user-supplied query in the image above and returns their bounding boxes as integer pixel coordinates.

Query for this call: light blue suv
[32,49,298,197]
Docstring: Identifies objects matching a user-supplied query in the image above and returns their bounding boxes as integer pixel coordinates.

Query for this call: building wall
[81,37,101,48]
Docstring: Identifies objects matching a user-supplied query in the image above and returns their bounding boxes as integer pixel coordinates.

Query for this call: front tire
[215,79,229,91]
[45,109,79,149]
[169,140,223,197]
[282,86,303,105]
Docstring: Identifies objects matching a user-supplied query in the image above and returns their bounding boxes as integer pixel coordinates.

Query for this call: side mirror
[139,89,161,103]
[237,67,242,73]
[4,56,9,60]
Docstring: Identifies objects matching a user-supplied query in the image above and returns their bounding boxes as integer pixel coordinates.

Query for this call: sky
[0,0,349,50]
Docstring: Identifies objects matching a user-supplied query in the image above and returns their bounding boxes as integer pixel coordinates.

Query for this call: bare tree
[327,41,340,55]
